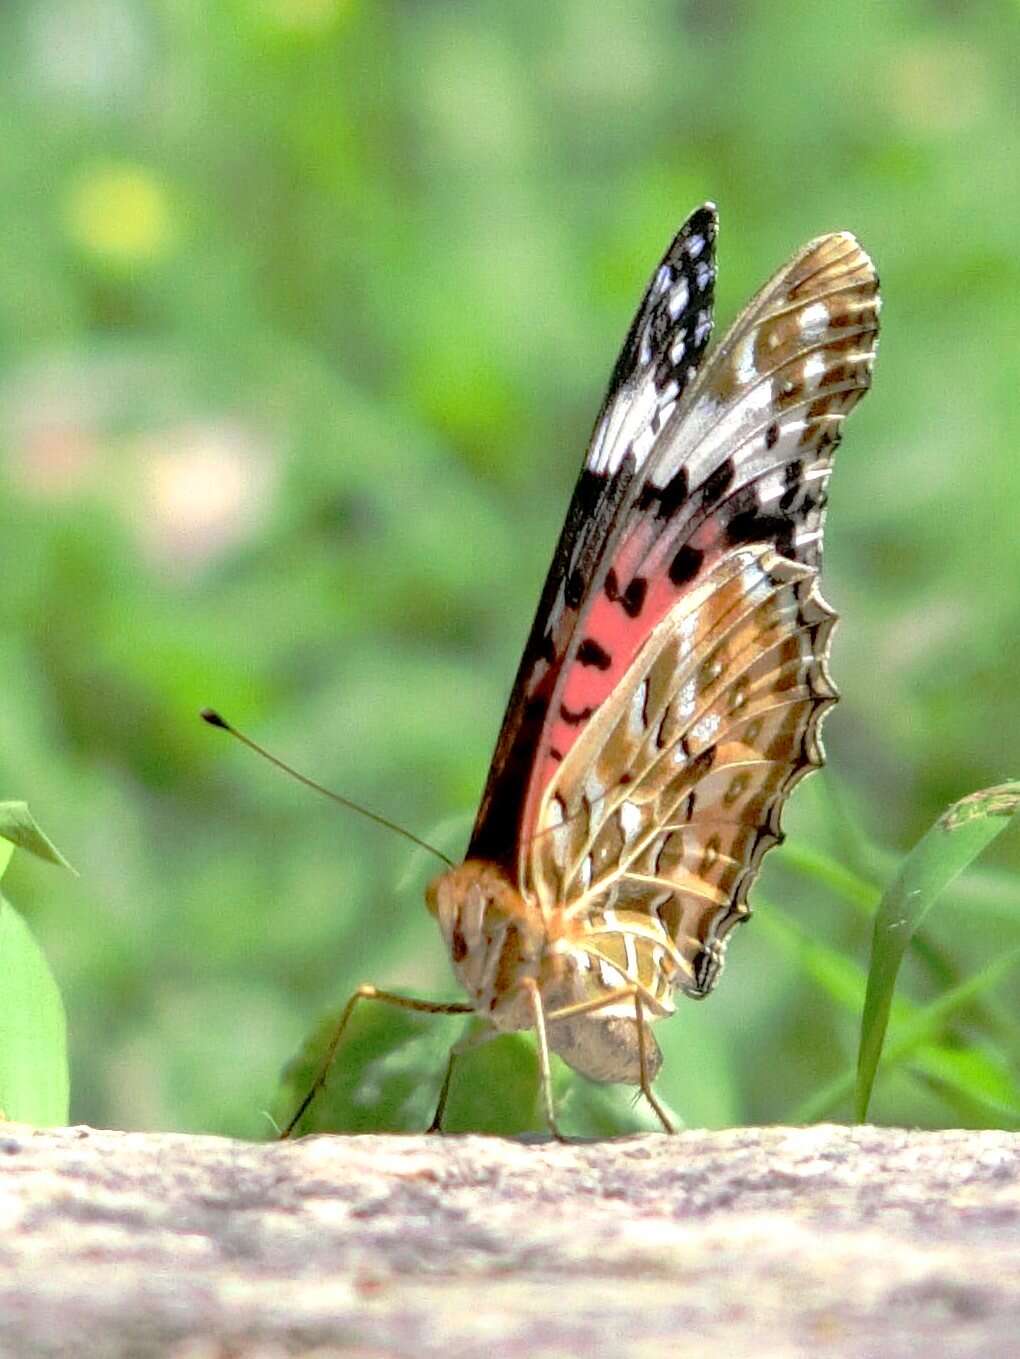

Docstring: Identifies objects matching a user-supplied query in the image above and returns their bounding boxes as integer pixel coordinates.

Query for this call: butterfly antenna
[200,708,455,868]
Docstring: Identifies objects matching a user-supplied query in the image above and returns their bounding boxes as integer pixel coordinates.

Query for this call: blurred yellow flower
[257,0,355,35]
[64,162,176,265]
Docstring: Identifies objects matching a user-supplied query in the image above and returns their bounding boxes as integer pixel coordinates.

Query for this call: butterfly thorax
[426,860,549,1029]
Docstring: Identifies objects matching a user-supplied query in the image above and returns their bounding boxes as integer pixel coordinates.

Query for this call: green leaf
[442,1026,545,1135]
[0,803,76,873]
[855,782,1020,1121]
[273,999,464,1135]
[275,998,675,1138]
[0,895,70,1125]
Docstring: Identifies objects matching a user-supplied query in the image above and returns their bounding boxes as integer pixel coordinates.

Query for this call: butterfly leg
[542,985,677,1135]
[519,976,565,1140]
[280,984,473,1139]
[631,990,676,1134]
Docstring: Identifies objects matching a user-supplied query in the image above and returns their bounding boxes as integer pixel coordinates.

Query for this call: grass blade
[0,802,76,873]
[855,782,1020,1121]
[0,895,70,1124]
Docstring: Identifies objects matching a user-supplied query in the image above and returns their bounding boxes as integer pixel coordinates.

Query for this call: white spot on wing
[619,800,642,840]
[622,933,638,974]
[598,958,625,988]
[652,264,671,296]
[802,351,827,386]
[629,678,649,742]
[733,330,758,385]
[691,712,720,747]
[756,468,786,504]
[799,301,830,340]
[794,527,822,548]
[680,677,697,718]
[668,277,689,318]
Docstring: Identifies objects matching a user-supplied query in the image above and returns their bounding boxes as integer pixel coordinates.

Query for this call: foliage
[856,783,1020,1121]
[0,804,71,1125]
[0,1,1017,1135]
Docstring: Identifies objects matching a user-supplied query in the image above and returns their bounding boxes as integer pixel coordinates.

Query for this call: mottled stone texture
[0,1122,1018,1358]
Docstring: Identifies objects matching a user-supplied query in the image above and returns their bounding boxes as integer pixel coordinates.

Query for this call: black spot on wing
[560,701,596,726]
[765,422,780,450]
[701,459,736,505]
[696,744,717,772]
[577,638,612,670]
[638,465,689,519]
[668,543,704,587]
[725,509,796,556]
[620,576,648,618]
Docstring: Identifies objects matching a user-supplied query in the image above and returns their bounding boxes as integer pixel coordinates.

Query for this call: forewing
[468,205,719,867]
[529,545,836,995]
[471,217,878,892]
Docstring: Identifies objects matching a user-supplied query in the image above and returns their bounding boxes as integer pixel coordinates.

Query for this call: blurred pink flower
[134,421,278,574]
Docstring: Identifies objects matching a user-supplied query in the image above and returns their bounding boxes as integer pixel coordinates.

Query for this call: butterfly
[285,202,880,1137]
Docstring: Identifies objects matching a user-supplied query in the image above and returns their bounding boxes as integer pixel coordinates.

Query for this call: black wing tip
[660,204,718,268]
[682,202,719,236]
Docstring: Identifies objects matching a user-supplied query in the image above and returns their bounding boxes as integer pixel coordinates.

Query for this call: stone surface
[0,1122,1018,1358]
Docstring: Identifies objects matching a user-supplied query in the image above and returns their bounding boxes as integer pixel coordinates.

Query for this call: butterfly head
[425,860,546,1013]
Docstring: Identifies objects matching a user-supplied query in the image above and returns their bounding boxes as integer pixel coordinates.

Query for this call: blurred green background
[1,0,1018,1137]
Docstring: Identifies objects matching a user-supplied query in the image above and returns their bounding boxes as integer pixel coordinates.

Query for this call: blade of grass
[855,782,1020,1121]
[0,802,76,873]
[0,894,70,1124]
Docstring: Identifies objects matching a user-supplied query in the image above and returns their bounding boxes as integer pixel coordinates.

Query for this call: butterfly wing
[472,217,879,921]
[530,543,837,996]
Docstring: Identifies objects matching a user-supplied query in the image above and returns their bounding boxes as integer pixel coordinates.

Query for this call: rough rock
[0,1122,1018,1358]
